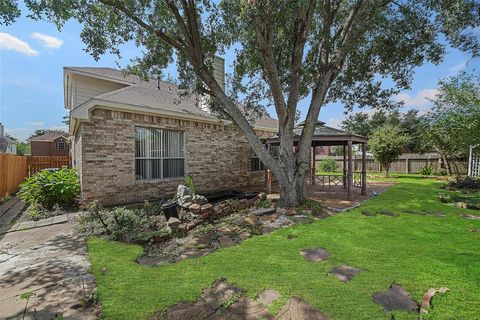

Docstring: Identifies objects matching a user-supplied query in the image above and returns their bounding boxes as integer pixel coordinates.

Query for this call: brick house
[28,131,70,156]
[64,67,278,205]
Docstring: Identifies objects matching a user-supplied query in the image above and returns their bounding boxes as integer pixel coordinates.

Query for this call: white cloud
[394,89,439,108]
[31,32,64,49]
[0,32,39,56]
[325,118,342,129]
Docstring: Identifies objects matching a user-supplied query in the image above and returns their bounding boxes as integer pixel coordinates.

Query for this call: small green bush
[419,166,434,175]
[19,168,80,209]
[184,176,196,195]
[317,158,337,172]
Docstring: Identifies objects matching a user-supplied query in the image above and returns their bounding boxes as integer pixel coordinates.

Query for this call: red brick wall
[30,139,70,157]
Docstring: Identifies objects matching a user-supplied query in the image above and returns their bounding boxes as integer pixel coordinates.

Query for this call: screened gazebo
[265,121,368,201]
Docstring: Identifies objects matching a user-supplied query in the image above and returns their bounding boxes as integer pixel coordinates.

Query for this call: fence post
[405,157,409,174]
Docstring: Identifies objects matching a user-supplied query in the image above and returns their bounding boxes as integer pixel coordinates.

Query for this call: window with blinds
[135,127,185,180]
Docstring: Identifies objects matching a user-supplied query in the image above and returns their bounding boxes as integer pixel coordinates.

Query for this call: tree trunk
[276,169,308,207]
[384,165,390,178]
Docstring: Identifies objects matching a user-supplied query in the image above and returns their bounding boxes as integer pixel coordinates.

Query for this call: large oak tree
[3,0,479,206]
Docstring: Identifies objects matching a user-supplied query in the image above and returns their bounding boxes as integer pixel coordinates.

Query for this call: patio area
[244,180,393,210]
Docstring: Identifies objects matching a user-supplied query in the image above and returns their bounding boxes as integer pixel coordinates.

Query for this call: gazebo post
[312,145,316,185]
[347,140,353,200]
[342,144,347,189]
[361,142,367,195]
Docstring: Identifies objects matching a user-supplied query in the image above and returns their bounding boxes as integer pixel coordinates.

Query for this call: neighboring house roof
[28,131,70,142]
[0,136,16,152]
[66,67,279,131]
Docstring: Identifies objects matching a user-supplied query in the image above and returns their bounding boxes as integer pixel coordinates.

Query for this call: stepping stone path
[156,281,326,320]
[277,297,328,320]
[373,284,418,312]
[300,248,329,262]
[156,280,271,320]
[329,265,362,282]
[257,288,280,307]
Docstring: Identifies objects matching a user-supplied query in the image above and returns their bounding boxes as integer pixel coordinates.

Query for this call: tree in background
[342,109,428,153]
[368,124,410,177]
[424,72,480,175]
[3,0,479,206]
[16,142,31,156]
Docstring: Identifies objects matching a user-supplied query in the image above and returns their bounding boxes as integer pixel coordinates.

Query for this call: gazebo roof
[267,120,367,146]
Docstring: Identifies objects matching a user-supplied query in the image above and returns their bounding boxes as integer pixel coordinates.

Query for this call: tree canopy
[368,124,410,177]
[342,109,428,153]
[3,0,480,205]
[424,72,480,174]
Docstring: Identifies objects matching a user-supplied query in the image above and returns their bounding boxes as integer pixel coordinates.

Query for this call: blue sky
[0,9,478,141]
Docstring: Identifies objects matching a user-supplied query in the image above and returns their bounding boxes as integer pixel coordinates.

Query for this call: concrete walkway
[0,207,97,319]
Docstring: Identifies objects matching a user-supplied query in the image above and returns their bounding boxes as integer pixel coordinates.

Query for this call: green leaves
[19,167,80,209]
[368,124,410,175]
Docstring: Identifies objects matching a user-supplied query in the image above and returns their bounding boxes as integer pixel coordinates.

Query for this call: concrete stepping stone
[257,288,280,306]
[287,234,298,240]
[378,211,398,217]
[361,211,376,216]
[402,210,424,215]
[277,297,327,320]
[300,248,329,262]
[200,280,242,310]
[222,296,271,319]
[161,301,212,320]
[373,284,418,312]
[329,265,362,282]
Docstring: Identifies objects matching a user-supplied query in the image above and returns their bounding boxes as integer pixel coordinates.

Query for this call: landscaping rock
[276,207,288,215]
[259,213,280,223]
[373,284,419,312]
[244,213,259,226]
[201,280,242,310]
[252,207,276,216]
[188,203,201,214]
[329,265,362,282]
[277,297,327,320]
[191,194,208,205]
[463,214,480,220]
[224,296,271,319]
[176,185,192,206]
[179,248,212,260]
[257,288,280,307]
[300,248,329,262]
[420,287,449,314]
[200,203,213,214]
[167,217,182,232]
[218,235,235,247]
[161,301,212,320]
[187,234,212,247]
[273,215,292,227]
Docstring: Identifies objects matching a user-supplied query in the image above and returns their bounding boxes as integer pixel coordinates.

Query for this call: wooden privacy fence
[28,156,71,175]
[316,153,468,174]
[0,153,28,201]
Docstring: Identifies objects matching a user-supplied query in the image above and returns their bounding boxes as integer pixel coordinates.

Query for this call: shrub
[19,168,80,209]
[445,176,479,190]
[419,166,434,175]
[184,176,196,195]
[77,201,159,243]
[317,158,337,172]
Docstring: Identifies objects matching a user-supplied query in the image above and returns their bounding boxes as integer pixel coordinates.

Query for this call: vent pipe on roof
[157,77,160,90]
[0,123,4,137]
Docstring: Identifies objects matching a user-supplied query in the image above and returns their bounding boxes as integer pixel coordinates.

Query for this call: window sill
[135,177,185,184]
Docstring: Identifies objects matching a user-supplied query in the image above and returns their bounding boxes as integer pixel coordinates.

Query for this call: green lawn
[87,177,480,319]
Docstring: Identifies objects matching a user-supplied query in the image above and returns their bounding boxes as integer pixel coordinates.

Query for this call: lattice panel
[470,146,480,177]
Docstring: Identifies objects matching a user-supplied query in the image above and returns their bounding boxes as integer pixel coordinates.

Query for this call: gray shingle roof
[69,67,278,130]
[0,136,16,152]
